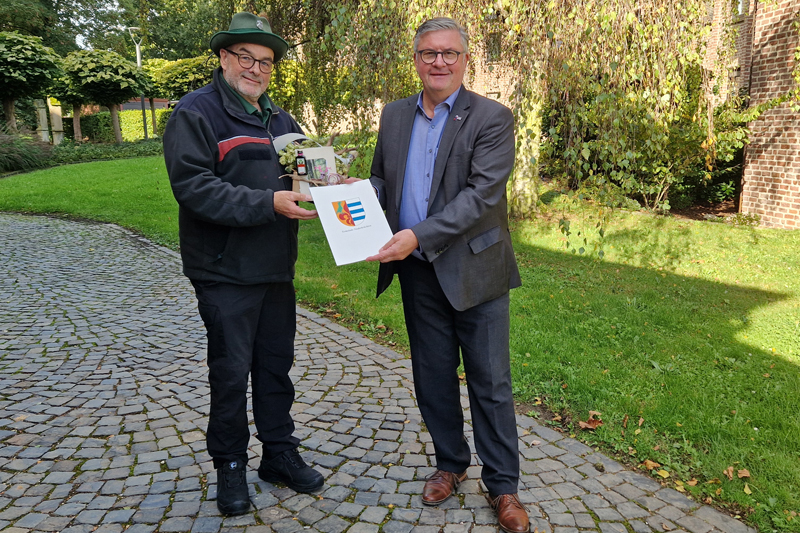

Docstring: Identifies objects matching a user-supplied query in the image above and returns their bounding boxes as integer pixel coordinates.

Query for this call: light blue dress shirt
[399,88,461,245]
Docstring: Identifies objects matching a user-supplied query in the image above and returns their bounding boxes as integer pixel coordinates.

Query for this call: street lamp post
[126,27,148,140]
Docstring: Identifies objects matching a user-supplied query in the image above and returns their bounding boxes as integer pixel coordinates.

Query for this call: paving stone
[0,214,754,533]
[160,517,196,532]
[314,515,350,533]
[655,489,700,511]
[693,506,756,533]
[383,520,414,533]
[676,515,714,533]
[599,523,628,533]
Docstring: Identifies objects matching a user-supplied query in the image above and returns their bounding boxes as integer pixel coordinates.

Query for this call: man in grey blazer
[366,17,527,533]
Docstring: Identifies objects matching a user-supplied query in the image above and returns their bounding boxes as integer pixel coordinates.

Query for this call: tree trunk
[110,104,123,144]
[3,98,17,132]
[72,104,82,142]
[149,98,157,136]
[509,105,542,218]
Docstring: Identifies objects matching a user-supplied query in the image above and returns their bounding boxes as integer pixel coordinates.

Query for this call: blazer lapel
[394,95,418,211]
[428,87,470,211]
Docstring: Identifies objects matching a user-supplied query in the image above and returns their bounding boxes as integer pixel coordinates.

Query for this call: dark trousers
[191,280,299,469]
[397,257,519,495]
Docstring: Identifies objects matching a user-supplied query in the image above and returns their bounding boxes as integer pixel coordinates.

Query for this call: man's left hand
[366,229,419,263]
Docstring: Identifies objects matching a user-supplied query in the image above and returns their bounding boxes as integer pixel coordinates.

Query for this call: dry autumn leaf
[744,483,752,495]
[687,479,698,486]
[622,414,629,428]
[642,459,661,470]
[579,411,603,430]
[638,416,645,427]
[724,466,734,481]
[738,469,751,479]
[657,470,670,478]
[552,415,563,422]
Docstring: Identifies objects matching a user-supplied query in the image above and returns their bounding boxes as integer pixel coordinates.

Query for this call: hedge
[63,109,172,143]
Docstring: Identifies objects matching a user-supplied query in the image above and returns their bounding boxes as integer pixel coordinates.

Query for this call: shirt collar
[416,86,461,118]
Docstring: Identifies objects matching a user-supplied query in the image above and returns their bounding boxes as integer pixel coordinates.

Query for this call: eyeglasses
[416,49,463,65]
[224,49,274,73]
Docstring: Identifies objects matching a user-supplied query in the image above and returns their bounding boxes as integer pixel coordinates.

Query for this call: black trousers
[397,257,520,496]
[191,280,299,469]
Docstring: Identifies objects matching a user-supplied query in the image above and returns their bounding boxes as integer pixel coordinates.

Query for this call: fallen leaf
[716,488,722,496]
[531,440,541,446]
[642,459,661,470]
[724,466,734,481]
[534,397,542,406]
[706,478,721,485]
[687,479,698,486]
[744,483,752,495]
[622,414,629,428]
[331,284,338,289]
[552,415,562,422]
[562,383,568,389]
[738,469,751,479]
[657,470,670,478]
[638,416,645,427]
[676,422,683,427]
[704,497,713,504]
[578,411,603,430]
[662,524,670,531]
[634,428,642,435]
[675,485,685,492]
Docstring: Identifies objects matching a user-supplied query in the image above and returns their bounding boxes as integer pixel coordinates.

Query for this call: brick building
[709,0,800,228]
[739,0,799,228]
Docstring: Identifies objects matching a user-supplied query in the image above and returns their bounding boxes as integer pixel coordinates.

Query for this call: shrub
[51,138,163,164]
[157,109,173,136]
[63,109,172,142]
[0,130,52,172]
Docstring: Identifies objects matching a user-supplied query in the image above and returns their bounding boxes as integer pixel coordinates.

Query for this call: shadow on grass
[509,240,798,530]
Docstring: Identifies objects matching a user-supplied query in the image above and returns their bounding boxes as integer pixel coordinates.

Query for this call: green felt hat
[210,12,289,61]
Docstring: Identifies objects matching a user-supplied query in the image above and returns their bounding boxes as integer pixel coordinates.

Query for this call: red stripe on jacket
[218,136,271,162]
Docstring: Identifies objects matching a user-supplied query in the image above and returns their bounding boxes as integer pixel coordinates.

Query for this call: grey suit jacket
[370,87,521,311]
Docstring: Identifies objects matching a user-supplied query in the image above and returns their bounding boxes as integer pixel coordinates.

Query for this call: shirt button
[429,149,433,153]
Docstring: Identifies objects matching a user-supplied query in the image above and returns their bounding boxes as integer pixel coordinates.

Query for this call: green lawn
[1,157,798,532]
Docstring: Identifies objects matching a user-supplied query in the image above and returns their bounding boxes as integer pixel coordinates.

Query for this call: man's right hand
[274,191,318,220]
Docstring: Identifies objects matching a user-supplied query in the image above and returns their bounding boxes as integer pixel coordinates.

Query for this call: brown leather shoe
[487,493,530,533]
[421,469,467,505]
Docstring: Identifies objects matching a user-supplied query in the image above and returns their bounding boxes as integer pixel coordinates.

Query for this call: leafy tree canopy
[62,49,149,106]
[0,31,61,99]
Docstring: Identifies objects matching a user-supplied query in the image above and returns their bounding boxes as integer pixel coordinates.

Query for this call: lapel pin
[454,115,462,121]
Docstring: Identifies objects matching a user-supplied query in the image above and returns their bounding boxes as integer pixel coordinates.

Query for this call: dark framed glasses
[417,49,463,65]
[224,49,274,73]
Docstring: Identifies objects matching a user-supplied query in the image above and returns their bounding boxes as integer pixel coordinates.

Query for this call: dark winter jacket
[163,68,304,284]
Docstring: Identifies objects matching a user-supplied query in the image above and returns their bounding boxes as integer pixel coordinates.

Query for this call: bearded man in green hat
[163,12,323,516]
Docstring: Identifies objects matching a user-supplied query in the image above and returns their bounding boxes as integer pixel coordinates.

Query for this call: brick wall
[740,0,800,228]
[465,37,516,106]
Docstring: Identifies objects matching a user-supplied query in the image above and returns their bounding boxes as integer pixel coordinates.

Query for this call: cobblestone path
[0,213,755,533]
